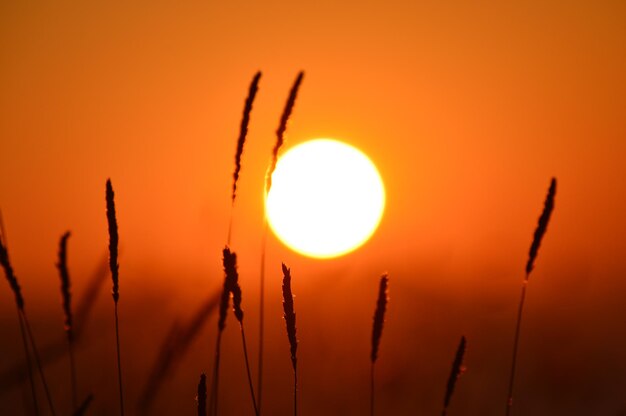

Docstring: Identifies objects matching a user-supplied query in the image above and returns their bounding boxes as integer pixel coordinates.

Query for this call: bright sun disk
[266,138,385,258]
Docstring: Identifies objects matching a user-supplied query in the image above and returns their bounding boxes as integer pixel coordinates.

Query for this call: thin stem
[293,365,298,416]
[22,310,56,416]
[506,278,529,416]
[17,308,39,416]
[227,204,234,247]
[114,302,125,416]
[370,362,375,416]
[209,330,223,416]
[239,323,259,415]
[68,334,78,411]
[257,221,268,414]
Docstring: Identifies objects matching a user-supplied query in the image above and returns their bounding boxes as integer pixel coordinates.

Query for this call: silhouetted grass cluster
[0,72,558,416]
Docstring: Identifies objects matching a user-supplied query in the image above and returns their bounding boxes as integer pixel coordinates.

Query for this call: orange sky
[1,1,625,414]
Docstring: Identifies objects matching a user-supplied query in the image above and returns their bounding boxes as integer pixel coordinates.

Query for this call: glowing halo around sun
[265,138,386,258]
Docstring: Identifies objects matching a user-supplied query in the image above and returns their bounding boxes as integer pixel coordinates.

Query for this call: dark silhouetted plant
[506,178,557,415]
[106,179,125,416]
[281,263,298,416]
[57,231,78,411]
[258,71,304,414]
[370,273,388,416]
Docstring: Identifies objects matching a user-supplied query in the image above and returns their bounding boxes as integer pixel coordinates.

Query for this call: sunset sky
[1,1,625,415]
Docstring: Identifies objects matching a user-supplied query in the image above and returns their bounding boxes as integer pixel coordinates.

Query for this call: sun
[266,138,386,258]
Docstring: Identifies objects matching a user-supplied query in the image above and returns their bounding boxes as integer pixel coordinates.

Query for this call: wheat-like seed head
[57,231,73,338]
[266,71,304,193]
[232,71,262,205]
[105,179,119,302]
[525,177,557,278]
[223,247,244,322]
[0,212,24,310]
[371,273,389,363]
[281,263,298,371]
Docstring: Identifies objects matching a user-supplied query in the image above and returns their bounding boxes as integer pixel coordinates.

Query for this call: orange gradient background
[1,1,625,415]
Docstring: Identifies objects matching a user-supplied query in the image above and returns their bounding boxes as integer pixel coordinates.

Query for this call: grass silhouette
[506,177,557,415]
[106,178,124,416]
[370,273,388,416]
[281,263,298,416]
[56,231,78,412]
[1,211,57,416]
[258,71,305,414]
[0,75,566,416]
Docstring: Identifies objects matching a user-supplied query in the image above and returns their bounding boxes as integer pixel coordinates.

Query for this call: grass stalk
[216,72,263,415]
[224,247,259,415]
[208,251,231,416]
[2,211,47,415]
[370,273,388,416]
[17,307,39,415]
[68,341,77,410]
[106,179,124,416]
[281,264,298,416]
[259,72,304,413]
[22,311,57,415]
[506,178,556,415]
[228,71,262,244]
[114,303,124,415]
[239,323,259,415]
[293,369,298,416]
[57,231,78,410]
[209,331,222,416]
[257,222,268,412]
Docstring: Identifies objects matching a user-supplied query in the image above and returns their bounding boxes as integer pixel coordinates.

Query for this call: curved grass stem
[68,335,78,411]
[209,330,223,416]
[293,365,298,416]
[114,302,124,416]
[22,310,56,416]
[17,308,39,415]
[257,222,268,414]
[506,279,528,416]
[240,323,259,415]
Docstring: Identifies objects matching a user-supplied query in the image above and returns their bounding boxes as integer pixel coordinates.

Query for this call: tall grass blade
[370,273,388,416]
[258,71,305,414]
[281,263,298,416]
[265,71,304,194]
[57,231,78,410]
[106,179,124,416]
[22,312,57,415]
[229,71,262,244]
[525,178,557,277]
[506,178,557,415]
[224,247,258,415]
